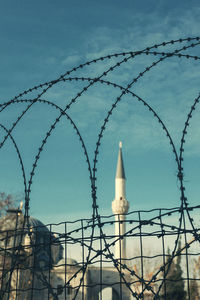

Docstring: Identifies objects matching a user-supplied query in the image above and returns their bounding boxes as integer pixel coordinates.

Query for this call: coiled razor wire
[0,37,200,299]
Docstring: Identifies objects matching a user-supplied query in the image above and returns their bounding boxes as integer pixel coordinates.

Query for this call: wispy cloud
[62,54,82,66]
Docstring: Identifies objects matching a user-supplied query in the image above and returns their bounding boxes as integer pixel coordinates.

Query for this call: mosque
[0,143,153,300]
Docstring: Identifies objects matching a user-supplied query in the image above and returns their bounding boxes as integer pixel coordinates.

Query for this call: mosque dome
[28,216,50,232]
[0,211,63,270]
[57,257,78,266]
[66,258,78,265]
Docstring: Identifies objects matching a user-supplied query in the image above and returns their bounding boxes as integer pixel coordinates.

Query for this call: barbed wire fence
[0,37,200,299]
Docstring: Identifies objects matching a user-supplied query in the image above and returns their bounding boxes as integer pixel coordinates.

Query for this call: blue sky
[0,0,200,224]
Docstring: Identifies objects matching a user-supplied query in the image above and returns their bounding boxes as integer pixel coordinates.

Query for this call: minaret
[112,142,129,262]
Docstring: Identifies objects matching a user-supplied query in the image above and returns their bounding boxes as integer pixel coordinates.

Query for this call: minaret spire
[112,142,129,262]
[116,141,126,179]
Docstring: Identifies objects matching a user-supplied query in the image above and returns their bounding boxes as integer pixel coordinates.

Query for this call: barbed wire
[0,36,200,299]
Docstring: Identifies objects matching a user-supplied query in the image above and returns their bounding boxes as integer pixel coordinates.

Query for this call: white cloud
[62,54,81,66]
[3,4,200,165]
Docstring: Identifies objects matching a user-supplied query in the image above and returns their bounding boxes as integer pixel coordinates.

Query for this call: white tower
[112,142,129,262]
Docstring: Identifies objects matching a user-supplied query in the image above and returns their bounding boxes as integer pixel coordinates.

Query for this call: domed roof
[0,212,49,233]
[28,216,50,232]
[66,258,78,265]
[55,257,78,268]
[0,212,63,270]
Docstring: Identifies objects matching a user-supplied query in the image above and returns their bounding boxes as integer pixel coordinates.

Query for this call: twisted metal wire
[0,36,200,299]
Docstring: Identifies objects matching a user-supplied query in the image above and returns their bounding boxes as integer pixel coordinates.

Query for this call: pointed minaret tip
[20,201,23,210]
[116,141,126,179]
